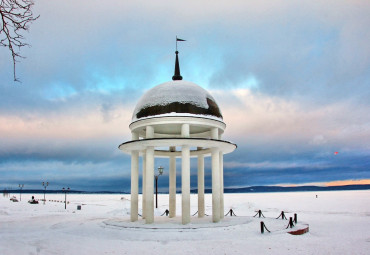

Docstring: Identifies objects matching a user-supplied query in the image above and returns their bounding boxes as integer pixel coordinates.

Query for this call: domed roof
[132,80,223,122]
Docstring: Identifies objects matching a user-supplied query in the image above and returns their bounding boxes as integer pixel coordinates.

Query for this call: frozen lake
[1,190,369,254]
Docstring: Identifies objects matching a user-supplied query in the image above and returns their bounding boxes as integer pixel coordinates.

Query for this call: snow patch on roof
[132,80,221,121]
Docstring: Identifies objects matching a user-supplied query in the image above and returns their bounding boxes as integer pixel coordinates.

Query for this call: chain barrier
[161,209,170,216]
[276,211,287,220]
[225,209,237,216]
[260,221,271,233]
[138,206,298,233]
[253,210,265,218]
[192,210,209,216]
[286,217,295,229]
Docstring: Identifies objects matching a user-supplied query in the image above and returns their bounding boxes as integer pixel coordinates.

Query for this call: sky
[0,0,369,192]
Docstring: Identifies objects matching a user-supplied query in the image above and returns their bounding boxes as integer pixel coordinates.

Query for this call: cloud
[215,88,370,151]
[309,135,327,146]
[0,0,369,191]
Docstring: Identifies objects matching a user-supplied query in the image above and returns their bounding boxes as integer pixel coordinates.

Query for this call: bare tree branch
[0,0,39,82]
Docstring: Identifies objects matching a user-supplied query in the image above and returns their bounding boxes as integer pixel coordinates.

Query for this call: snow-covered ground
[1,190,369,254]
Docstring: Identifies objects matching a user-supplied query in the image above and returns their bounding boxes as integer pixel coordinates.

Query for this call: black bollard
[294,213,297,224]
[258,210,262,218]
[260,221,264,234]
[276,211,286,220]
[289,217,294,228]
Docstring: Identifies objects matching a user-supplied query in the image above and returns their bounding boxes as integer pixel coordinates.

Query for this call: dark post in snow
[42,182,49,204]
[18,184,24,201]
[289,217,294,228]
[294,213,297,224]
[62,187,70,210]
[260,221,270,234]
[155,166,164,208]
[260,221,264,234]
[276,211,287,220]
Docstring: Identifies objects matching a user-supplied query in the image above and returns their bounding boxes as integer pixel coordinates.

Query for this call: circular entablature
[118,138,236,155]
[130,116,226,137]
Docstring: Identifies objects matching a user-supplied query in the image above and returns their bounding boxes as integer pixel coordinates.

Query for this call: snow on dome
[132,80,223,122]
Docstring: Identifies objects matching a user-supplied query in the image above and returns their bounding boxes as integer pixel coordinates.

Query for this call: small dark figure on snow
[28,195,38,204]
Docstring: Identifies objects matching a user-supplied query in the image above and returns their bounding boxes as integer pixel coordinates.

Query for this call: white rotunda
[119,51,236,224]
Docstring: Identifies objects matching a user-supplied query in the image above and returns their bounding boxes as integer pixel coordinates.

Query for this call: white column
[182,145,190,224]
[197,149,205,218]
[219,151,224,219]
[130,150,139,222]
[145,146,154,224]
[142,153,146,219]
[181,123,190,224]
[212,148,220,223]
[169,146,176,218]
[130,132,139,222]
[145,126,154,224]
[211,127,220,223]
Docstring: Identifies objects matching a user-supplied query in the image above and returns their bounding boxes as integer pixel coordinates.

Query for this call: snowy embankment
[1,190,369,255]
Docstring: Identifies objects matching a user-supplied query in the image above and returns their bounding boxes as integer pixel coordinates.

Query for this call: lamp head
[158,166,164,175]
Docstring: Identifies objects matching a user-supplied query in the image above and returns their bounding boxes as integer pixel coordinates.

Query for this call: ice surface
[1,191,369,254]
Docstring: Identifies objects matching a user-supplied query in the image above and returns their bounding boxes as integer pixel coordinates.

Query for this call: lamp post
[62,187,70,210]
[155,166,164,208]
[42,182,49,204]
[18,184,24,201]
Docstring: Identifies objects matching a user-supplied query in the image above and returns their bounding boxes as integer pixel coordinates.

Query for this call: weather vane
[176,36,186,51]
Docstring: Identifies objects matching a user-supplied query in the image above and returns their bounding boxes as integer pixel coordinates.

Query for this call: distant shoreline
[3,184,369,195]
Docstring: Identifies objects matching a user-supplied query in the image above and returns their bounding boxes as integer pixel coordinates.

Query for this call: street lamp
[155,166,164,208]
[18,184,24,201]
[42,182,49,204]
[62,187,70,210]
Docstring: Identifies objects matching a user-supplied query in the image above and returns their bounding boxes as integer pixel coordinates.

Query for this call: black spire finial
[172,50,182,81]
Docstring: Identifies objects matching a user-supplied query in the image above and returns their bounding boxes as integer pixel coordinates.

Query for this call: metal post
[62,187,70,210]
[155,166,163,209]
[289,217,294,228]
[155,175,158,208]
[260,221,264,234]
[42,182,49,204]
[18,184,24,201]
